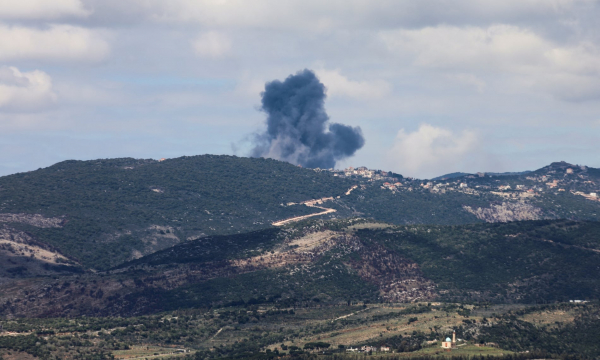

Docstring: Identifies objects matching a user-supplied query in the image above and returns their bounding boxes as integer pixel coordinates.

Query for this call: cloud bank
[380,24,600,101]
[0,24,109,62]
[0,66,57,111]
[0,0,89,20]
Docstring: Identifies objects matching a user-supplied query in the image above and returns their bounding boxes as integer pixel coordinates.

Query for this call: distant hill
[0,155,354,269]
[486,170,532,176]
[335,160,600,226]
[1,155,599,273]
[431,172,471,180]
[431,170,532,180]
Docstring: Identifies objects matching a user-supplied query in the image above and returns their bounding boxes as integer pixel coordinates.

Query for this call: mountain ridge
[0,155,599,273]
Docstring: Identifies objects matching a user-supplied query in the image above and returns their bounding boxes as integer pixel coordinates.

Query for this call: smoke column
[251,69,365,169]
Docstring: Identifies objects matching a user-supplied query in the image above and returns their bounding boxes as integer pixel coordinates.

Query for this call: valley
[0,156,600,359]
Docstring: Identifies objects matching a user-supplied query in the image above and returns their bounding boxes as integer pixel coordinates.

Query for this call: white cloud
[0,66,57,111]
[380,24,600,101]
[121,1,328,29]
[387,124,479,178]
[0,24,110,62]
[192,31,232,58]
[0,0,89,20]
[380,25,552,70]
[316,69,392,100]
[91,0,594,32]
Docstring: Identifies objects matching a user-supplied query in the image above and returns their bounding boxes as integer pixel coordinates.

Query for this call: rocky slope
[2,218,600,317]
[462,202,545,222]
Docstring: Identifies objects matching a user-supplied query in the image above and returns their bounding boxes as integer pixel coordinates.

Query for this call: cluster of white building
[319,166,403,182]
[346,345,390,353]
[318,164,599,202]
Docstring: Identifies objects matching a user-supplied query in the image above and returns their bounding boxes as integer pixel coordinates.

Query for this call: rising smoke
[250,69,365,169]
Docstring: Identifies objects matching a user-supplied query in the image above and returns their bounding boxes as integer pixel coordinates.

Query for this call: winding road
[272,185,358,226]
[272,204,337,226]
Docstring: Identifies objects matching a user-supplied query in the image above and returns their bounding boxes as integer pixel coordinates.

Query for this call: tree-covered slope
[2,219,600,318]
[359,219,600,303]
[333,185,488,225]
[1,156,599,272]
[0,155,354,269]
[132,219,600,307]
[117,228,283,268]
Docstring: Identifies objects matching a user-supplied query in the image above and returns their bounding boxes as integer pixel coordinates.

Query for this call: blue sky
[1,0,599,178]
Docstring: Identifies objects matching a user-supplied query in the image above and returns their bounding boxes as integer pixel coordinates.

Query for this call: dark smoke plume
[251,69,365,169]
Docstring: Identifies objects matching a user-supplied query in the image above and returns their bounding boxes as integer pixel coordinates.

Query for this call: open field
[113,345,195,359]
[411,344,512,358]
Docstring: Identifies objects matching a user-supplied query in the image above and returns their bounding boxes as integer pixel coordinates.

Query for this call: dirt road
[271,186,360,226]
[272,205,336,226]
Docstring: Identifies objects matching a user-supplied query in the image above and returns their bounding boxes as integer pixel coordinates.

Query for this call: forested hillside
[2,219,600,318]
[358,220,600,303]
[0,155,354,269]
[1,156,600,273]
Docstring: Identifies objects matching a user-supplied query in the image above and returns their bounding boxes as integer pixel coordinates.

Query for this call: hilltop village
[312,162,599,203]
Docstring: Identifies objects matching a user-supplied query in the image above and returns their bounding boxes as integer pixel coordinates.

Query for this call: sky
[1,0,599,179]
